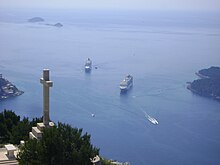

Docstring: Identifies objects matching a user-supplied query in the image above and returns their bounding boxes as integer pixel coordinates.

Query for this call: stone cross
[40,69,53,126]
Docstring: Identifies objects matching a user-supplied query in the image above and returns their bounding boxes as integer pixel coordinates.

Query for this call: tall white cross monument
[40,69,53,127]
[29,69,54,139]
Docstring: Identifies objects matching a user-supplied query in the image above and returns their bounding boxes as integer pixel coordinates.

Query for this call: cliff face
[188,66,220,101]
[0,76,24,100]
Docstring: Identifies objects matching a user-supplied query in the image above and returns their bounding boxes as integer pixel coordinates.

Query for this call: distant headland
[0,74,24,100]
[187,66,220,101]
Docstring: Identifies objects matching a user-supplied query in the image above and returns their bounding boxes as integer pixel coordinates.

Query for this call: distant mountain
[187,66,220,101]
[28,17,44,23]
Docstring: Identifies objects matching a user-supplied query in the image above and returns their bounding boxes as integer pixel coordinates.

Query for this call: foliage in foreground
[17,122,99,165]
[0,109,42,144]
[101,158,114,165]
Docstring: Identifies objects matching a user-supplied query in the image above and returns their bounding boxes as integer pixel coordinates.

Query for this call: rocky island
[187,66,220,101]
[28,17,45,23]
[28,17,63,27]
[45,22,63,27]
[54,23,63,27]
[0,74,24,100]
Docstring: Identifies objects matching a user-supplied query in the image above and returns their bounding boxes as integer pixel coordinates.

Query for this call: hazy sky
[1,0,220,11]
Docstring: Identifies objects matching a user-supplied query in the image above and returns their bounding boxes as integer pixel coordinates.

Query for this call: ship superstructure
[85,58,92,72]
[120,75,133,92]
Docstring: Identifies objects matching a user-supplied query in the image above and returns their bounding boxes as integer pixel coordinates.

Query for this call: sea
[0,8,220,165]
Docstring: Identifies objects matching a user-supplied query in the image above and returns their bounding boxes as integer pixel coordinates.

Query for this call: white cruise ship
[85,58,92,72]
[119,75,133,92]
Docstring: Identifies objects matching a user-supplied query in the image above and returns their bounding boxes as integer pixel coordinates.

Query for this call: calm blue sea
[0,8,220,165]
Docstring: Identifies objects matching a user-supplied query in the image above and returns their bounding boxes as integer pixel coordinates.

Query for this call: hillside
[188,66,220,101]
[197,66,220,78]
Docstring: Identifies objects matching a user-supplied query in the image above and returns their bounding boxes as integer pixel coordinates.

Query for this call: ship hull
[120,83,133,93]
[85,67,91,72]
[85,58,92,73]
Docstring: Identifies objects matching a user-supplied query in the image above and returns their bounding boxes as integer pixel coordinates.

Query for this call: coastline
[195,72,210,79]
[0,76,24,101]
[186,83,197,93]
[187,83,220,101]
[187,70,220,101]
[0,90,24,100]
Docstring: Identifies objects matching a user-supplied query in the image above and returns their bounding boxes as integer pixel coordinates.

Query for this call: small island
[28,17,63,27]
[187,66,220,101]
[54,23,63,27]
[28,17,45,23]
[0,74,24,100]
[45,22,63,27]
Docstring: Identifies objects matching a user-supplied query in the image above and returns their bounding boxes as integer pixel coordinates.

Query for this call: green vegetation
[189,66,220,101]
[0,110,120,164]
[17,122,99,165]
[0,110,100,165]
[191,78,220,98]
[0,109,42,144]
[101,159,114,165]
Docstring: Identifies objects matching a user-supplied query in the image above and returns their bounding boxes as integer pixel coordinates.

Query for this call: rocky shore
[0,74,24,100]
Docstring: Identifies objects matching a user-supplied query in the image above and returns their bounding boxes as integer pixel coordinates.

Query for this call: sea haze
[0,8,220,165]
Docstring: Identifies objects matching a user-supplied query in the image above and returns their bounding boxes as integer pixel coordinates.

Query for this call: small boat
[144,112,158,125]
[85,58,92,72]
[119,75,133,92]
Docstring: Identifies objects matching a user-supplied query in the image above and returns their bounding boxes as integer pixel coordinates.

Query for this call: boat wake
[144,112,158,125]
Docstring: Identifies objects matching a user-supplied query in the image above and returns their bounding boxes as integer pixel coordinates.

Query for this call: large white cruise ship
[119,75,133,92]
[85,58,92,72]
